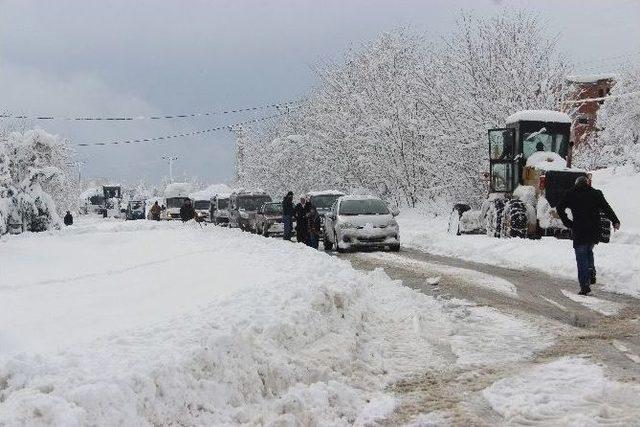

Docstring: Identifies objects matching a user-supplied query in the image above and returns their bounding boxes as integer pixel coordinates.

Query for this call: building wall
[566,78,614,145]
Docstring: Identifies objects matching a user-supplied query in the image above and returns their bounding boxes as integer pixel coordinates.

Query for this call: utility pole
[162,155,178,182]
[73,161,85,183]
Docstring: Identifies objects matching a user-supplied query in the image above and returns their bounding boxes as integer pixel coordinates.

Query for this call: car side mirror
[391,207,400,217]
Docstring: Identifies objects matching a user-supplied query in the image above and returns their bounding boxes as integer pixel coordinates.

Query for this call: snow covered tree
[238,9,570,209]
[0,128,77,233]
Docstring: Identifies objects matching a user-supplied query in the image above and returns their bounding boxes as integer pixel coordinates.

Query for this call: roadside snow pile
[400,166,640,297]
[483,357,640,425]
[0,218,551,426]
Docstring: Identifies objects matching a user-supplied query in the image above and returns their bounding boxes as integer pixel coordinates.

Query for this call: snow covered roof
[189,184,232,201]
[339,195,381,202]
[566,73,616,84]
[164,182,193,198]
[79,187,102,200]
[505,110,572,125]
[307,190,345,197]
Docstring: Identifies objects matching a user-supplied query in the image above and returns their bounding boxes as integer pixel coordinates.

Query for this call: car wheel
[389,244,400,252]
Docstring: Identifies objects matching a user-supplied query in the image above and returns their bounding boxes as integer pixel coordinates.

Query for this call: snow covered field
[0,218,553,425]
[399,166,640,298]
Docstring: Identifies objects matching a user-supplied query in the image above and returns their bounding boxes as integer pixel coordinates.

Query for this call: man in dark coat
[557,176,620,295]
[306,206,322,249]
[63,211,73,226]
[282,191,295,240]
[180,199,196,222]
[294,196,308,244]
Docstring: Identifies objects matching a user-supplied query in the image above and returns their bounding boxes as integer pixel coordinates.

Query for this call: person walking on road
[306,206,322,249]
[150,201,162,221]
[294,196,308,244]
[557,176,620,295]
[63,211,73,226]
[180,199,196,222]
[282,191,295,240]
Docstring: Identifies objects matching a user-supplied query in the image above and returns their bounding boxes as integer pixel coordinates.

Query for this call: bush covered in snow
[0,128,77,234]
[236,10,570,208]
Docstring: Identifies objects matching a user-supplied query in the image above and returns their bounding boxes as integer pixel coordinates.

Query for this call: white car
[323,195,400,252]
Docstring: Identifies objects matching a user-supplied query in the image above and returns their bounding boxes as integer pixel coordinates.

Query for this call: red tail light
[539,175,547,190]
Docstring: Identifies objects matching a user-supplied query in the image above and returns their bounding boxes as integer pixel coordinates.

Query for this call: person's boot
[578,286,592,296]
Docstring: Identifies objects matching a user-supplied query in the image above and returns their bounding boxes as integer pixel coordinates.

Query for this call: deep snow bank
[400,166,640,298]
[0,219,550,425]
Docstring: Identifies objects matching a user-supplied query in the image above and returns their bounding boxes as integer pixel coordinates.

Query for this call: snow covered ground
[399,166,640,298]
[0,217,553,425]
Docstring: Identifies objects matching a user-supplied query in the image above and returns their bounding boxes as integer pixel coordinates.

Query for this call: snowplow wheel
[485,199,505,238]
[501,199,528,238]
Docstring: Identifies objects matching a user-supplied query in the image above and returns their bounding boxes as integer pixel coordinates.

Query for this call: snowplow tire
[501,199,528,238]
[485,199,505,238]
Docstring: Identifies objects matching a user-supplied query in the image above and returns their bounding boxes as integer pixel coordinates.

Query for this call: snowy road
[339,248,640,425]
[1,218,639,426]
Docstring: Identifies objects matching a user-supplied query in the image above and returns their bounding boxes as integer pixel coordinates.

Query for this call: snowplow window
[522,132,567,160]
[490,163,515,193]
[488,128,515,160]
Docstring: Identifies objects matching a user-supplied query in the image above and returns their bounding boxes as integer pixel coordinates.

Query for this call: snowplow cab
[488,110,572,196]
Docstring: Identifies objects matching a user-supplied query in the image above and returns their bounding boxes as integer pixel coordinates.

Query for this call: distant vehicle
[163,182,192,220]
[306,190,345,217]
[229,191,272,231]
[125,200,146,220]
[253,202,284,237]
[193,199,211,222]
[211,194,231,225]
[101,185,123,218]
[79,188,105,215]
[306,190,345,239]
[323,195,400,252]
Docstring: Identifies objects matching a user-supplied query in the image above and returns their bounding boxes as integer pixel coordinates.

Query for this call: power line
[75,109,298,147]
[0,99,304,122]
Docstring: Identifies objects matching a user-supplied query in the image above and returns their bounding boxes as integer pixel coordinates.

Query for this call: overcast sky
[1,0,639,186]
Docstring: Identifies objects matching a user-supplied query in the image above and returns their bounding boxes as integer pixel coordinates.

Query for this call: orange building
[565,74,615,145]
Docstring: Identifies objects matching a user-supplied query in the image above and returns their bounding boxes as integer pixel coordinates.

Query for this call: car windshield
[194,200,210,210]
[129,201,143,211]
[263,203,282,215]
[339,199,389,215]
[217,198,229,209]
[238,195,272,211]
[88,195,104,205]
[166,197,189,208]
[310,194,342,209]
[522,132,568,160]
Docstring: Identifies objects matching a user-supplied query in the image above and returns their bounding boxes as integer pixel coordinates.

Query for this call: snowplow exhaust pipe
[566,140,574,168]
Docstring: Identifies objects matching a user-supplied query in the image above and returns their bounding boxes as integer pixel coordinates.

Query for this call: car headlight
[388,219,398,227]
[339,222,355,229]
